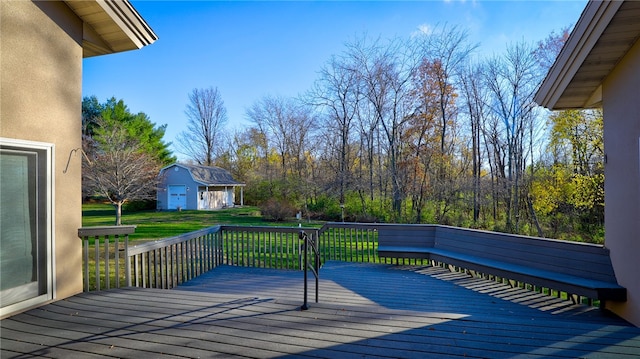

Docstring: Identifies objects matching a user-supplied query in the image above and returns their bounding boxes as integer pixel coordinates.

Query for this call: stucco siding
[603,37,640,326]
[1,1,83,307]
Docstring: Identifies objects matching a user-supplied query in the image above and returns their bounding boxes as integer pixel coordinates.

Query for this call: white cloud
[411,23,433,38]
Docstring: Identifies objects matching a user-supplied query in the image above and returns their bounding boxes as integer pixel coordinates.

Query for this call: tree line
[84,25,605,243]
[192,25,603,243]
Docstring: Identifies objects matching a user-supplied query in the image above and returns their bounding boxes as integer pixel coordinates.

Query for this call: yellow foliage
[530,165,571,215]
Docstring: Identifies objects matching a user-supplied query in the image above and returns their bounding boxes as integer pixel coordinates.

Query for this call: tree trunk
[472,116,480,223]
[527,194,544,237]
[114,202,123,226]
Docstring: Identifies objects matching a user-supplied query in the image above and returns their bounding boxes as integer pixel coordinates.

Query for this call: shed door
[167,185,187,210]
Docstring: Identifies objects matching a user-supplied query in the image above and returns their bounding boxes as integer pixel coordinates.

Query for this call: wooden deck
[2,261,639,358]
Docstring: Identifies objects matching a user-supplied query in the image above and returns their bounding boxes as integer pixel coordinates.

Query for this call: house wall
[157,166,198,210]
[603,38,640,326]
[1,1,84,312]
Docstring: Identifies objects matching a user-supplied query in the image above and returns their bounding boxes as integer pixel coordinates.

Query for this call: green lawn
[82,203,322,241]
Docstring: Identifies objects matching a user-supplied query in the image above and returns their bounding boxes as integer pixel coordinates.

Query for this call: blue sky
[82,0,588,155]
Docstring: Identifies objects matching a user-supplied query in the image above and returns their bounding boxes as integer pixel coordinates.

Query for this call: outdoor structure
[535,0,640,326]
[157,163,245,211]
[0,0,156,318]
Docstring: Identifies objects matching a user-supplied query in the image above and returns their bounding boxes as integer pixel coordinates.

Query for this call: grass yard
[82,203,322,241]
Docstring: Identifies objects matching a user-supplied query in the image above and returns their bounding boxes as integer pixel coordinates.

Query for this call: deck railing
[127,226,223,289]
[317,222,430,265]
[221,226,319,270]
[79,222,600,306]
[78,225,136,291]
[79,223,430,291]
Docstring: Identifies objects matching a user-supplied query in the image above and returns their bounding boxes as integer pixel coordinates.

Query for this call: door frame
[0,137,54,318]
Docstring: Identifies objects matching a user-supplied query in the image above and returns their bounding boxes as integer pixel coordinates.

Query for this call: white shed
[157,163,244,210]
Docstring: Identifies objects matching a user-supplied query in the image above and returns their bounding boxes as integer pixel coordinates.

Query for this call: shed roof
[162,163,245,187]
[535,0,640,110]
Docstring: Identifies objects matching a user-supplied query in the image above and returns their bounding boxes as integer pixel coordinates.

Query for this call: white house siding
[198,187,235,210]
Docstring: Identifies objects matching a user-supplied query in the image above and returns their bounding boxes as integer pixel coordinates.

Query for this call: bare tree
[459,62,489,224]
[348,35,416,218]
[484,41,540,232]
[246,95,317,200]
[411,24,477,223]
[246,95,291,180]
[533,27,571,72]
[414,24,476,157]
[176,87,228,166]
[287,104,318,180]
[83,119,161,225]
[405,58,451,223]
[309,53,360,205]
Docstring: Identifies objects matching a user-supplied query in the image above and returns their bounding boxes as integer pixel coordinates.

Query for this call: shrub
[306,195,342,221]
[260,198,296,221]
[353,213,381,223]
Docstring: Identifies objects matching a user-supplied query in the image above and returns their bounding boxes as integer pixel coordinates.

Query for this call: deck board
[1,261,639,358]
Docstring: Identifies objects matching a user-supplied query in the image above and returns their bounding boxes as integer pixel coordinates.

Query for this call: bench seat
[378,245,431,258]
[377,226,627,304]
[427,248,627,302]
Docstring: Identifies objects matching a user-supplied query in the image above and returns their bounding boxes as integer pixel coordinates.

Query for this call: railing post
[83,236,89,291]
[114,235,120,288]
[125,234,131,287]
[95,235,100,290]
[104,235,110,289]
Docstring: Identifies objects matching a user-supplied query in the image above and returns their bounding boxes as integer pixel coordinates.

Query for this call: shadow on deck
[2,261,639,358]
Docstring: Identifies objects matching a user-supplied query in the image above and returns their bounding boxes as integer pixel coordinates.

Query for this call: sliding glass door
[0,139,52,312]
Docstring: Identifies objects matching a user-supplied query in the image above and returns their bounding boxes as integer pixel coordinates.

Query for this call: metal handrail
[299,230,320,310]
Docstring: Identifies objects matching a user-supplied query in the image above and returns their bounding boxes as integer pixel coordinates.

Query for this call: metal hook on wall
[63,147,92,174]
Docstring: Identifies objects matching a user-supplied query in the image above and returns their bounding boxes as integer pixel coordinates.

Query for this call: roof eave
[64,0,158,58]
[534,0,622,110]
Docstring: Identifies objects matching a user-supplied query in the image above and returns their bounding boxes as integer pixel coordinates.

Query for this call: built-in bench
[377,225,626,305]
